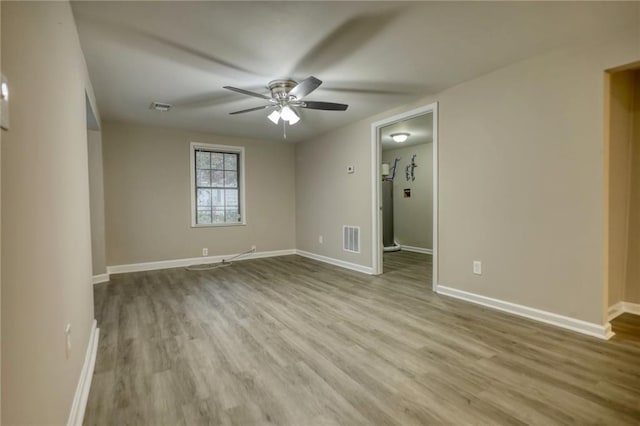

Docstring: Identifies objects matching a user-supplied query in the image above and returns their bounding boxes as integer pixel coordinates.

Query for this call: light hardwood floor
[85,252,640,425]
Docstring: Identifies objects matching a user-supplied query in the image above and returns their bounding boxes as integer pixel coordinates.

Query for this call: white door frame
[370,102,439,291]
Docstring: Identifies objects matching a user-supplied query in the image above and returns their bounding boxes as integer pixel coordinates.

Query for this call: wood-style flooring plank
[84,252,640,425]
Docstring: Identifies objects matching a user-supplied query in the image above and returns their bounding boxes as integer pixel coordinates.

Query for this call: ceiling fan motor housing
[268,79,298,100]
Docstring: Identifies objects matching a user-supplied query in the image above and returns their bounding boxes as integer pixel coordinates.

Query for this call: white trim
[107,249,296,274]
[370,120,381,274]
[296,250,375,275]
[608,301,640,321]
[371,102,439,293]
[432,104,439,292]
[624,302,640,315]
[625,301,640,316]
[400,245,433,255]
[608,301,625,321]
[92,273,109,285]
[67,320,100,426]
[437,285,614,340]
[190,142,246,227]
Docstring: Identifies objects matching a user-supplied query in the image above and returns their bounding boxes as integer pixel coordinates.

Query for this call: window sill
[191,222,247,228]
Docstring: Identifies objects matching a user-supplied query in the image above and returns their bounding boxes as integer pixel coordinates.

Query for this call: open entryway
[371,103,438,290]
[606,62,640,339]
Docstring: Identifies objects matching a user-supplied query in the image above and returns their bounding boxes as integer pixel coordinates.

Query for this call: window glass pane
[196,170,211,187]
[193,147,243,226]
[212,208,225,223]
[225,189,238,206]
[212,171,224,187]
[224,171,238,187]
[197,189,212,207]
[211,153,224,170]
[197,208,212,224]
[211,189,224,206]
[196,151,210,169]
[225,207,240,223]
[224,153,237,170]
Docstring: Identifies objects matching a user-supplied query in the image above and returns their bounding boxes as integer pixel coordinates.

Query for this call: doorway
[371,103,438,290]
[605,63,640,338]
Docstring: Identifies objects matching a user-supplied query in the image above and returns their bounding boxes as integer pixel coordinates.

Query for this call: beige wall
[625,72,640,304]
[607,70,636,307]
[382,143,433,250]
[88,129,107,275]
[2,2,97,424]
[296,26,640,325]
[103,122,296,266]
[296,121,372,263]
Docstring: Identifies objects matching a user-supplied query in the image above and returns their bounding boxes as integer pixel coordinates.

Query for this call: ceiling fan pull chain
[283,119,287,139]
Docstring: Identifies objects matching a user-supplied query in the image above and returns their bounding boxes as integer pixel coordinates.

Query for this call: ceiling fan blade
[322,87,411,96]
[229,105,272,115]
[72,13,260,77]
[173,85,267,109]
[300,101,348,111]
[223,86,270,100]
[291,11,398,75]
[289,76,322,99]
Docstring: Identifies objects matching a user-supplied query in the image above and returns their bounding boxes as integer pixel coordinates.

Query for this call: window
[190,142,245,227]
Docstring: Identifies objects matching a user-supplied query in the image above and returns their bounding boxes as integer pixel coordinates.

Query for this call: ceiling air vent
[343,225,360,253]
[150,101,172,112]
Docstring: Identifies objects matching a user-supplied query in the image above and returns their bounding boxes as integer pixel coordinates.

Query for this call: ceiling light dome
[391,132,410,143]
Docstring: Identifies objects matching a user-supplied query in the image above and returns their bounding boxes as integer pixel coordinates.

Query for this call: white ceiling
[381,112,432,151]
[72,1,636,143]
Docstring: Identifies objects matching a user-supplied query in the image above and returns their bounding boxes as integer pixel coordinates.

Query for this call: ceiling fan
[223,76,348,130]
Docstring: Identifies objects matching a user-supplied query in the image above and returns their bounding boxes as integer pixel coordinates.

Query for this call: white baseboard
[626,302,640,316]
[92,273,109,285]
[400,245,433,255]
[107,249,297,275]
[105,248,374,278]
[67,319,100,426]
[608,301,640,321]
[437,285,613,340]
[296,250,375,275]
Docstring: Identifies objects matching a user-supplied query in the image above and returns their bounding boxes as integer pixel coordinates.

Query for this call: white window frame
[190,142,246,227]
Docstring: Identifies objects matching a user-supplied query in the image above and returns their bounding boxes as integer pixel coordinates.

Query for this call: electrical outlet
[473,260,482,275]
[319,235,323,244]
[202,248,208,256]
[65,324,72,358]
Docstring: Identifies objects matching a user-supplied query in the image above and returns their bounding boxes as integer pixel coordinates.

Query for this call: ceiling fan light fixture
[280,105,297,122]
[224,76,348,135]
[391,132,410,143]
[267,109,281,124]
[287,111,300,125]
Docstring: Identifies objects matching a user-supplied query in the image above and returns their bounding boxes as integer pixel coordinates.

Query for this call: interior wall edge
[66,319,99,426]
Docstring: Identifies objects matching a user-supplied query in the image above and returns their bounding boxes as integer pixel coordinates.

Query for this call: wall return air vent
[343,225,360,253]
